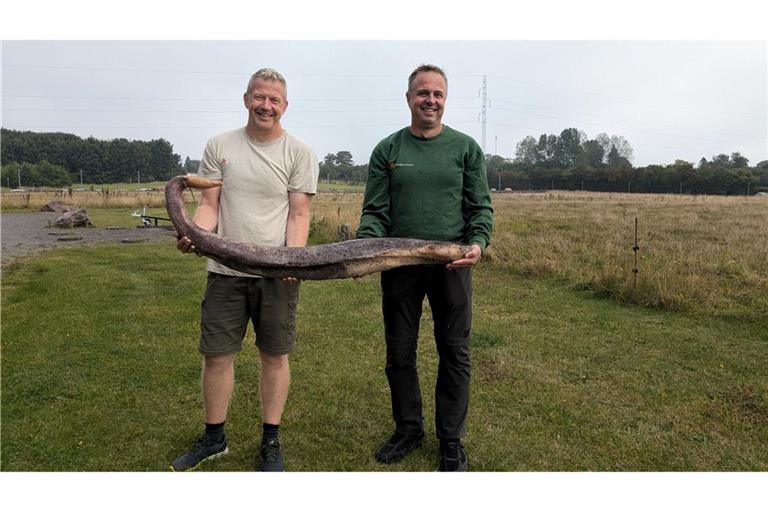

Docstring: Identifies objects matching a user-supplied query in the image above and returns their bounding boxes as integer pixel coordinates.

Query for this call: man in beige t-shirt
[170,68,319,472]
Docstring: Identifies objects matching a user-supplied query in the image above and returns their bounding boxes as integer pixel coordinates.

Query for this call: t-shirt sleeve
[288,145,319,194]
[198,138,223,180]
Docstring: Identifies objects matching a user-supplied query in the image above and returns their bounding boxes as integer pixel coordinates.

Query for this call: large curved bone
[164,175,471,280]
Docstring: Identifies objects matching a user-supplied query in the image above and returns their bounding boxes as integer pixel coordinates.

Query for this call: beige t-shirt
[198,127,319,276]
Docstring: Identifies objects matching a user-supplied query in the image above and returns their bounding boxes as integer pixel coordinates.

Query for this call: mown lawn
[2,242,766,471]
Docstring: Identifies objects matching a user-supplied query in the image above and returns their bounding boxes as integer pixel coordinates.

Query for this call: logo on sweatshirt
[387,160,414,170]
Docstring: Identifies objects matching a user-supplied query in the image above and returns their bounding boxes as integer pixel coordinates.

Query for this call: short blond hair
[246,68,288,99]
[407,64,447,92]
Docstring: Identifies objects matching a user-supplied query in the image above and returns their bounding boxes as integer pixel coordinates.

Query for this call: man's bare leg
[203,353,236,423]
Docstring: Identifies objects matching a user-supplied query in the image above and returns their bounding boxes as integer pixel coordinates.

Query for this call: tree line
[320,128,768,195]
[2,127,766,195]
[494,127,768,195]
[1,129,182,187]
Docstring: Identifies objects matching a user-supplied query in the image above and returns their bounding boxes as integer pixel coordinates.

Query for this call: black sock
[440,438,459,449]
[205,422,225,443]
[262,423,280,444]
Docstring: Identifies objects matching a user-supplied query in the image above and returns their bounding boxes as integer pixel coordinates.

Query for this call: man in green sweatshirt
[356,64,493,471]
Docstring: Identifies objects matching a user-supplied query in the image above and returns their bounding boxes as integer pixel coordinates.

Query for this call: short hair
[407,64,448,92]
[246,68,288,99]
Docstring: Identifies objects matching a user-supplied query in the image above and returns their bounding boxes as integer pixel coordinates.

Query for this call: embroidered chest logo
[387,161,414,170]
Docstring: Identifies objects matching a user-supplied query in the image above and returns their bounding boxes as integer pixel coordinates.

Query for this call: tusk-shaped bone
[165,175,471,280]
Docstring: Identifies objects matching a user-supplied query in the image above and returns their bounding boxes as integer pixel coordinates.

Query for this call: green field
[1,241,766,471]
[2,189,767,471]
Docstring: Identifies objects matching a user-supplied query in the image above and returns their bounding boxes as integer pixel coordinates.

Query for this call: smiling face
[406,71,447,137]
[243,78,288,141]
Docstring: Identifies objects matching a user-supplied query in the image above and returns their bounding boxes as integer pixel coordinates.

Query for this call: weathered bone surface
[165,175,471,280]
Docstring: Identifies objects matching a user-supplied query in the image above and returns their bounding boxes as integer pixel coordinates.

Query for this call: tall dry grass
[311,190,768,320]
[1,188,188,210]
[309,192,364,243]
[486,192,768,320]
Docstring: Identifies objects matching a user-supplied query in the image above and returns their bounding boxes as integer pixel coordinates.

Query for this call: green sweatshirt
[356,125,493,251]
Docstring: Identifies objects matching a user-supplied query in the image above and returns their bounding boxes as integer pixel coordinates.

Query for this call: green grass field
[2,241,766,471]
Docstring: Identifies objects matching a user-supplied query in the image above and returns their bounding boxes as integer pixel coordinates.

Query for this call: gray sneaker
[259,438,284,471]
[169,433,228,471]
[438,440,468,472]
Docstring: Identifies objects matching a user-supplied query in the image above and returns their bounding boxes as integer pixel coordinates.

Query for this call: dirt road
[1,212,176,270]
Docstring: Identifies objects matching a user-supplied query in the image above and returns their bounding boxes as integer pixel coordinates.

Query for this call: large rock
[39,201,71,213]
[54,208,92,228]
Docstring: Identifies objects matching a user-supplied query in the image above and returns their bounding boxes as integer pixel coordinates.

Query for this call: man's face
[406,71,447,131]
[243,78,288,132]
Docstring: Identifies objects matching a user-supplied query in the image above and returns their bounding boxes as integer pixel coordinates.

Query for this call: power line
[3,63,761,121]
[486,74,763,121]
[5,97,759,143]
[3,106,479,114]
[480,74,488,153]
[2,94,478,102]
[1,63,409,78]
[2,121,481,130]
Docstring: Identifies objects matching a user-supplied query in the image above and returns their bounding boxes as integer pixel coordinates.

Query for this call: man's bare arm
[177,185,221,253]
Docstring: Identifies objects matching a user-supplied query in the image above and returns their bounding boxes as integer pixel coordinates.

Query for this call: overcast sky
[2,14,767,169]
[1,2,767,511]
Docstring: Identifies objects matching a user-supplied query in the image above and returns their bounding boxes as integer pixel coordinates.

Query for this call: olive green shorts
[199,272,300,356]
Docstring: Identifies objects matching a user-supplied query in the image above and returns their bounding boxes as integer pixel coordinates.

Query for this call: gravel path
[1,212,177,271]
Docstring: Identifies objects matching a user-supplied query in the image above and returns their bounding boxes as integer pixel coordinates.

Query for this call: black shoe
[375,431,424,464]
[439,440,468,472]
[169,433,228,471]
[259,438,284,472]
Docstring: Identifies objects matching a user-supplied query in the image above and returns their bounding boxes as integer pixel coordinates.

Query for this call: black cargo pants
[380,265,472,440]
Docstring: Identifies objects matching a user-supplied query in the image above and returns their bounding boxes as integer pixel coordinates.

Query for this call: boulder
[53,208,92,228]
[39,201,71,213]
